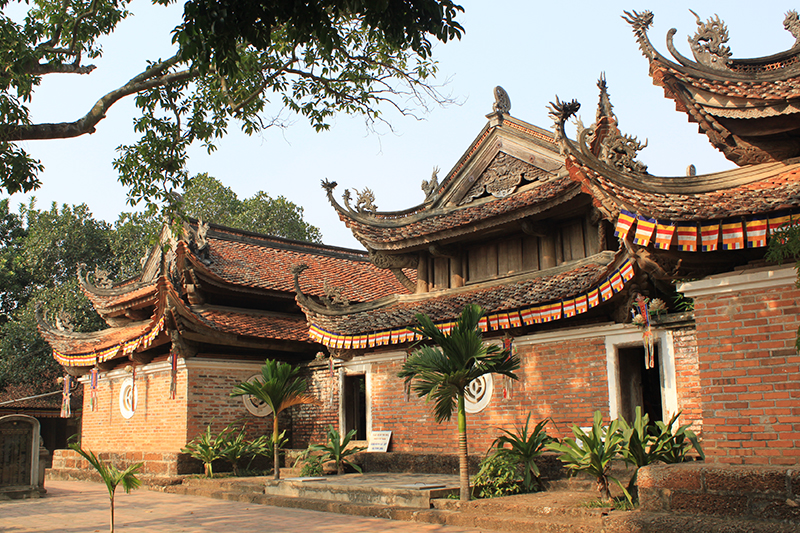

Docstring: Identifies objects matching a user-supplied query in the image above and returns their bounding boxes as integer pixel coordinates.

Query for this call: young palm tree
[231,359,320,480]
[399,304,520,501]
[68,442,142,533]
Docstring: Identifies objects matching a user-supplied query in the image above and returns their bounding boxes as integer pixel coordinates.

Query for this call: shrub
[489,414,552,492]
[307,425,366,474]
[471,453,522,499]
[546,411,630,503]
[299,453,324,477]
[182,424,232,477]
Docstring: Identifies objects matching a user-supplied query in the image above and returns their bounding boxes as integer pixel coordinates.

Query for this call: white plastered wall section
[515,323,679,421]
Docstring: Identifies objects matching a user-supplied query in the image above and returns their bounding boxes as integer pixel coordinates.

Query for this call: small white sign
[368,430,392,452]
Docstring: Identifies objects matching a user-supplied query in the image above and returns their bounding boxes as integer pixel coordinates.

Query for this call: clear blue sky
[5,1,795,248]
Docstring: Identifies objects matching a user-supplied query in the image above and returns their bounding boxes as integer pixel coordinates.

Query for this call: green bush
[546,411,630,503]
[299,453,324,477]
[471,454,522,499]
[307,425,366,475]
[489,414,552,492]
[182,424,232,477]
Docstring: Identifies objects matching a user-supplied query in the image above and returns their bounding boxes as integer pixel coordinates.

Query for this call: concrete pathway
[0,481,487,533]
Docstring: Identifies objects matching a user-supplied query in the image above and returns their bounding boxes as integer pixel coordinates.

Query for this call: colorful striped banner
[654,221,676,250]
[633,216,656,246]
[700,221,720,252]
[563,298,576,318]
[610,270,624,292]
[615,210,636,239]
[588,288,600,308]
[721,219,744,250]
[676,223,698,251]
[746,216,768,248]
[599,279,613,301]
[575,294,588,314]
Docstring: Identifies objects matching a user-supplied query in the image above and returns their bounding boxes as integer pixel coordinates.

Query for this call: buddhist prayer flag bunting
[614,210,636,239]
[633,216,656,246]
[746,216,768,248]
[563,298,576,318]
[654,221,676,250]
[588,288,600,308]
[620,259,635,282]
[769,211,794,232]
[600,279,613,301]
[89,367,99,411]
[60,375,72,418]
[721,219,744,250]
[575,294,589,314]
[676,223,698,251]
[304,259,639,350]
[700,221,720,252]
[610,270,624,292]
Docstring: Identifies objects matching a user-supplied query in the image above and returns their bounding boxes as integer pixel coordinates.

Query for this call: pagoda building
[43,9,800,478]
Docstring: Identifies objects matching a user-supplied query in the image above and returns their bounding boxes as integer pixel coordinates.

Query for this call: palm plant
[68,442,142,533]
[489,414,553,492]
[308,425,366,474]
[231,359,320,480]
[546,411,630,503]
[181,423,232,477]
[398,304,520,501]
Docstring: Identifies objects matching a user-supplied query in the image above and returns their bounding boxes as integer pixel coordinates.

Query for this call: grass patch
[582,497,635,511]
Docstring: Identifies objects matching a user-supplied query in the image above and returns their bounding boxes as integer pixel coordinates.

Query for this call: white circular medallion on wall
[242,374,273,417]
[118,377,137,419]
[464,374,493,413]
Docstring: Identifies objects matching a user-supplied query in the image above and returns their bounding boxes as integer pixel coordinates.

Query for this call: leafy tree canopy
[0,0,463,213]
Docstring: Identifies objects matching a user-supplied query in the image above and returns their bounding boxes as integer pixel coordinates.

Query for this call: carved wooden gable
[457,152,555,206]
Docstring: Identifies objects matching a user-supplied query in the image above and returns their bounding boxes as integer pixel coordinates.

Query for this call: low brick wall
[638,463,800,522]
[51,448,182,477]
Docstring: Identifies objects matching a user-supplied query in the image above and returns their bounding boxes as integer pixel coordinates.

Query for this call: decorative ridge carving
[687,10,731,71]
[77,263,151,297]
[785,10,800,46]
[421,166,439,201]
[493,86,511,115]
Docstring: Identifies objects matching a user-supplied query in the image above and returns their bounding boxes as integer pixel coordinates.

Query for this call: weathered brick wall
[689,272,800,466]
[292,360,340,448]
[80,365,189,454]
[672,326,703,432]
[364,336,612,455]
[185,363,273,444]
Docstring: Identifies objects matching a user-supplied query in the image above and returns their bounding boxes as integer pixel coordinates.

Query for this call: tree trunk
[273,416,281,480]
[457,394,470,501]
[109,493,115,533]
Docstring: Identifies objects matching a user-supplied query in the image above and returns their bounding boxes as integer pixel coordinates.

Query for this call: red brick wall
[185,363,273,443]
[297,336,614,456]
[692,277,800,465]
[292,361,339,448]
[80,365,189,454]
[673,326,703,432]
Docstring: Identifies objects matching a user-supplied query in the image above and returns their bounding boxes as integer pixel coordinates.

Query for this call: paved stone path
[0,481,487,533]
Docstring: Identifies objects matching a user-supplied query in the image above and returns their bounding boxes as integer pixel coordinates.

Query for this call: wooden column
[416,253,429,294]
[450,255,464,288]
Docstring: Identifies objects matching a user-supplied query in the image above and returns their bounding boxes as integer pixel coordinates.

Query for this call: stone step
[166,484,605,533]
[433,489,607,519]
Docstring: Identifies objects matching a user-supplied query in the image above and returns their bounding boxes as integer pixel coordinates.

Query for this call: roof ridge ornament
[688,10,732,71]
[785,10,800,46]
[421,166,439,201]
[493,86,511,114]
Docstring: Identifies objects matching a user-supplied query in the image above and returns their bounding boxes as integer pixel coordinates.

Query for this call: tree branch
[2,56,197,141]
[26,63,97,75]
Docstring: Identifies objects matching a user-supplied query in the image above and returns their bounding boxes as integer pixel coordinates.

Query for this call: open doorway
[617,345,663,423]
[342,374,367,440]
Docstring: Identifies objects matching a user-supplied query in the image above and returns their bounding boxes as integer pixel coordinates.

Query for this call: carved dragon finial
[596,74,614,123]
[290,263,309,301]
[622,10,656,59]
[322,280,350,309]
[688,10,732,70]
[548,96,581,127]
[600,131,649,174]
[785,10,800,46]
[93,269,113,289]
[421,166,439,201]
[493,86,511,114]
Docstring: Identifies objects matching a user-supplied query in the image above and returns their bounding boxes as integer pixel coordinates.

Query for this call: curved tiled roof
[339,175,579,247]
[302,251,619,337]
[566,158,800,221]
[201,234,412,301]
[193,307,311,343]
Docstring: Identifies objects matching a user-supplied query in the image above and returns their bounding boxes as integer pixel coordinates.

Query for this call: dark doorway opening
[343,374,367,440]
[617,345,662,423]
